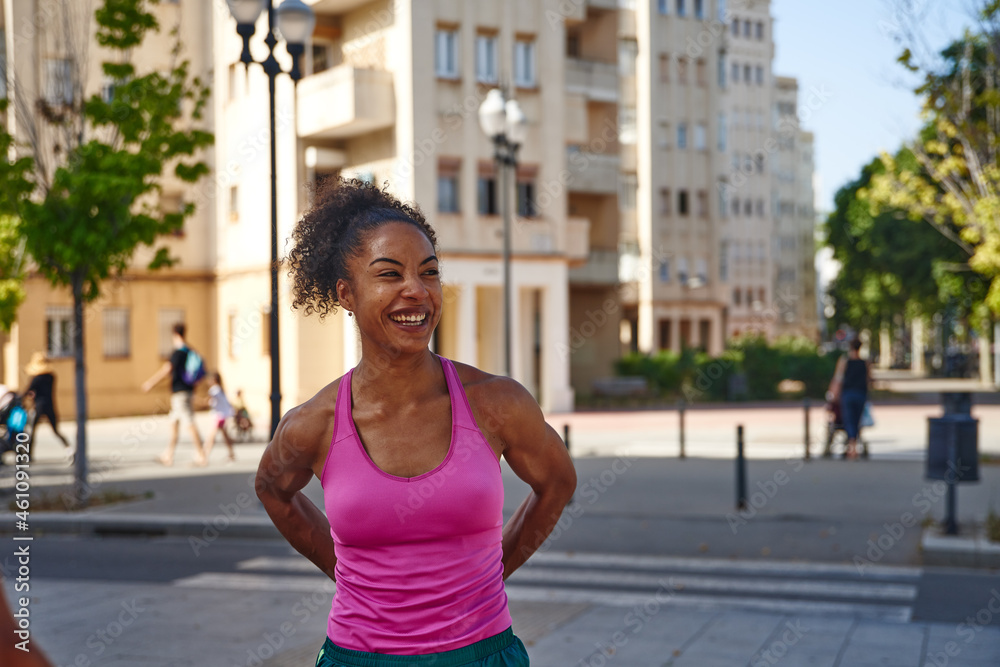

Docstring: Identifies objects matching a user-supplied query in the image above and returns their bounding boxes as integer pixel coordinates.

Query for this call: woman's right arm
[255,405,339,580]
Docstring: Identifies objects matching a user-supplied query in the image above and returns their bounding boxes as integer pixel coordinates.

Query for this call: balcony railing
[297,65,394,140]
[566,147,620,195]
[565,58,618,102]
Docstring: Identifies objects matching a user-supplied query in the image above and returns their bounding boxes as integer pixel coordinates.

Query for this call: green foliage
[0,217,26,332]
[615,336,834,402]
[3,0,213,305]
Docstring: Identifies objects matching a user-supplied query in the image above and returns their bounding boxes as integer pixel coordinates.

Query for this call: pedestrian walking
[24,352,73,459]
[828,337,871,460]
[204,372,236,463]
[141,323,208,467]
[256,179,577,665]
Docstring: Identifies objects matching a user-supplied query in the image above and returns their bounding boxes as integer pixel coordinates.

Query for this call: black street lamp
[226,0,315,439]
[478,88,526,377]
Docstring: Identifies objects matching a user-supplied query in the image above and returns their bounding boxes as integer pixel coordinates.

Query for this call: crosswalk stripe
[237,556,319,573]
[526,551,921,580]
[174,572,335,593]
[504,585,912,622]
[508,567,916,601]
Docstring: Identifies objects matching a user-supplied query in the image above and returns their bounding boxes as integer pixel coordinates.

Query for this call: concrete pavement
[2,402,1000,665]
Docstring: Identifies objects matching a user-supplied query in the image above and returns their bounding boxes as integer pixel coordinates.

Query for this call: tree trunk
[71,276,88,508]
[911,317,925,374]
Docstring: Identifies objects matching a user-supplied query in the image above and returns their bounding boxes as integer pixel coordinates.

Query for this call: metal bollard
[804,397,811,461]
[678,399,686,459]
[736,425,747,510]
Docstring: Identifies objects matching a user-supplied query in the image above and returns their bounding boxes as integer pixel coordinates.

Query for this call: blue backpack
[6,405,27,434]
[182,348,206,386]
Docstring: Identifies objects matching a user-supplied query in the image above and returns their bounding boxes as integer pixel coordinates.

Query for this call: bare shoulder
[451,360,544,448]
[271,377,342,470]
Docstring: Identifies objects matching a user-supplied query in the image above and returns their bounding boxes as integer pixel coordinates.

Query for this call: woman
[255,179,577,666]
[24,352,72,457]
[829,338,870,460]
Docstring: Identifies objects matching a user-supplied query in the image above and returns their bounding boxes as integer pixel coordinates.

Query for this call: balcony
[565,58,618,102]
[297,65,394,140]
[566,147,620,195]
[566,216,591,262]
[569,248,620,285]
[306,0,372,13]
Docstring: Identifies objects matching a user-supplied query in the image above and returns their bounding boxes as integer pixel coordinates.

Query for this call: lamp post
[226,0,315,438]
[478,89,526,377]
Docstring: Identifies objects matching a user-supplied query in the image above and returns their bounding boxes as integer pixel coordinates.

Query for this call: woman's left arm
[488,379,577,579]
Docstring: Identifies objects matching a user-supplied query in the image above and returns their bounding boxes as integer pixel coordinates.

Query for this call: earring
[347,311,353,317]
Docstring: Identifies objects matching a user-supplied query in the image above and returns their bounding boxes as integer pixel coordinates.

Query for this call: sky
[770,0,973,214]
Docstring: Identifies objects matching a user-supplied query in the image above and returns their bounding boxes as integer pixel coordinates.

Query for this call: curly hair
[287,178,439,319]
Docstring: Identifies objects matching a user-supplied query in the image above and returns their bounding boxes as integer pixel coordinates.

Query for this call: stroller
[822,398,869,459]
[0,389,30,463]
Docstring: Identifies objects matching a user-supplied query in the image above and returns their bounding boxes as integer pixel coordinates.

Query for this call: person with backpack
[141,322,208,467]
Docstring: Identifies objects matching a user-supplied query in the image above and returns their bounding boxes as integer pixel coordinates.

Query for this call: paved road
[5,535,999,666]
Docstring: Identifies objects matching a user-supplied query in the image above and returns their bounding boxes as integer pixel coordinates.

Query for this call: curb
[920,526,1000,569]
[0,511,282,541]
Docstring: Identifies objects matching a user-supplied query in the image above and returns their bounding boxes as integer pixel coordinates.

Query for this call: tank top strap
[438,356,478,430]
[332,368,355,443]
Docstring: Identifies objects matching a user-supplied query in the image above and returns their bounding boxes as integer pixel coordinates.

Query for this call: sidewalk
[2,405,1000,666]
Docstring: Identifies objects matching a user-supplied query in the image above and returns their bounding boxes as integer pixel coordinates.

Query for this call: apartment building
[215,0,578,414]
[1,0,217,418]
[773,76,818,339]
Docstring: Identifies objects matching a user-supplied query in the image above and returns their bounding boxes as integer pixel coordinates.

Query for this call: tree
[824,152,967,331]
[867,3,1000,316]
[0,0,213,504]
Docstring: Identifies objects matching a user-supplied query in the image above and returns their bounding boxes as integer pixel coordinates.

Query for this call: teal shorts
[314,627,529,666]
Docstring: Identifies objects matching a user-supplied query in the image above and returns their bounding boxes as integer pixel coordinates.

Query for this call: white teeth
[390,313,425,325]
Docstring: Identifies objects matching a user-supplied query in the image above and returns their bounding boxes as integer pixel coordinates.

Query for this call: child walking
[205,372,236,462]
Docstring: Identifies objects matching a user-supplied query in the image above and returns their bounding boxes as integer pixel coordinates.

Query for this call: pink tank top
[320,355,512,654]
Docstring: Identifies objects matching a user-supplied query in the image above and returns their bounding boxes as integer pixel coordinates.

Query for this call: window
[312,42,335,74]
[676,0,686,17]
[744,153,753,173]
[717,113,727,151]
[743,64,751,82]
[659,53,670,82]
[619,173,637,210]
[101,76,119,103]
[756,21,764,40]
[438,158,460,213]
[754,153,765,173]
[103,308,130,358]
[755,65,764,85]
[677,57,688,83]
[660,188,672,215]
[678,189,689,216]
[718,183,729,219]
[619,106,636,144]
[677,122,688,149]
[517,180,537,217]
[696,259,708,284]
[694,123,707,150]
[717,0,726,21]
[695,58,706,86]
[514,38,536,87]
[161,192,186,237]
[44,58,73,106]
[435,28,459,79]
[46,306,74,358]
[659,260,670,282]
[678,257,689,285]
[567,31,581,58]
[696,190,708,218]
[658,0,669,14]
[476,34,498,84]
[731,18,739,37]
[477,165,497,215]
[755,198,765,217]
[744,19,752,37]
[717,54,726,88]
[719,241,729,281]
[731,196,740,217]
[731,62,739,83]
[158,308,184,358]
[743,199,752,217]
[619,39,638,76]
[694,0,704,19]
[228,185,239,222]
[733,288,741,305]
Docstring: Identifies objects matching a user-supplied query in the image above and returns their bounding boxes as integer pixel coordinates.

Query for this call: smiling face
[336,220,442,356]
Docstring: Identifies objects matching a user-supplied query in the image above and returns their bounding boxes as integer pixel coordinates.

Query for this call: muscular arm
[486,380,576,579]
[255,405,339,580]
